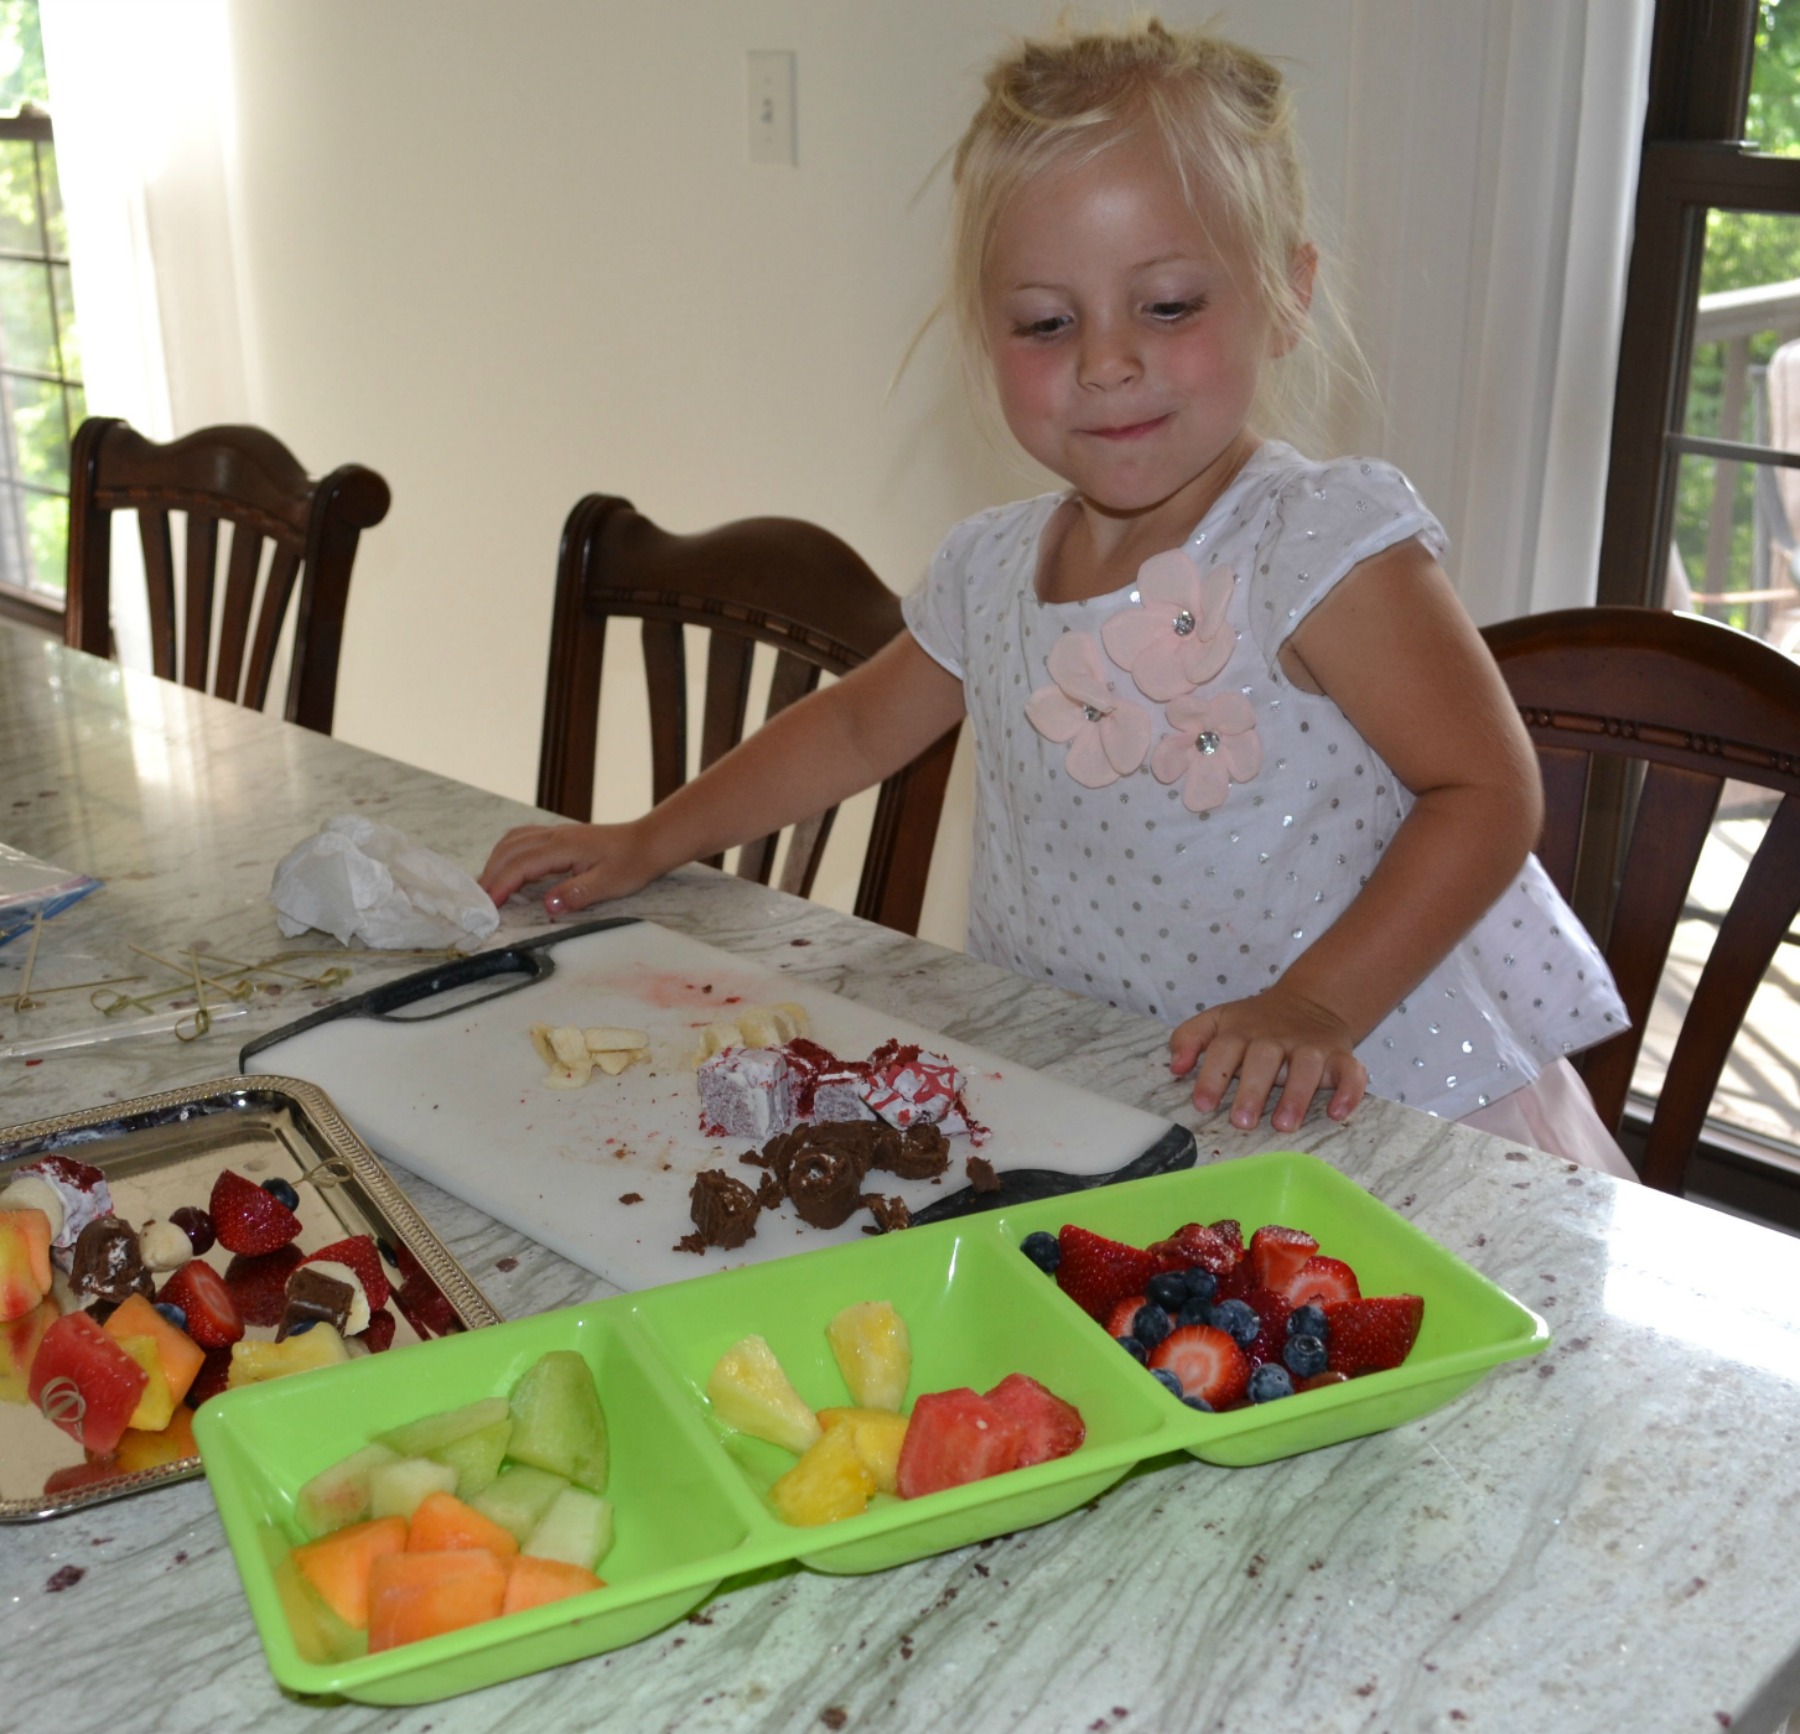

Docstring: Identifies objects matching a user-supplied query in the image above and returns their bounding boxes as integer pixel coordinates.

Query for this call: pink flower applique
[1149,689,1262,813]
[1099,549,1237,702]
[1024,630,1152,788]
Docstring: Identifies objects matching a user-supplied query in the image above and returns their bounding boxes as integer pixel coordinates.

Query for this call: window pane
[39,139,63,258]
[7,370,68,489]
[50,260,75,376]
[23,482,62,595]
[0,138,44,255]
[0,255,53,372]
[1745,0,1800,160]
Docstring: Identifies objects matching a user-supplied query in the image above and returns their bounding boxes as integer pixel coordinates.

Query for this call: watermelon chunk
[983,1373,1085,1467]
[28,1311,150,1455]
[894,1388,1025,1498]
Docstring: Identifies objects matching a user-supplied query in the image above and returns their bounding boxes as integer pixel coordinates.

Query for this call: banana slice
[543,1060,592,1089]
[592,1049,639,1076]
[529,1023,560,1068]
[584,1026,649,1054]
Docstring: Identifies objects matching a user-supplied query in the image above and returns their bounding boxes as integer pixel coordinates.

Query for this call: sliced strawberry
[184,1346,235,1409]
[304,1233,391,1310]
[208,1169,300,1257]
[1324,1295,1424,1375]
[1208,1219,1245,1258]
[1249,1224,1320,1293]
[360,1308,397,1353]
[1104,1294,1152,1338]
[983,1372,1086,1467]
[155,1259,244,1349]
[1148,1324,1251,1409]
[393,1275,457,1340]
[1242,1286,1293,1367]
[1296,1369,1350,1392]
[1055,1225,1158,1323]
[1280,1255,1362,1309]
[1147,1221,1241,1277]
[223,1245,304,1328]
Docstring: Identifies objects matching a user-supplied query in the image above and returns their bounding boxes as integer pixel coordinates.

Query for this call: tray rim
[196,1149,1550,1704]
[0,1072,503,1523]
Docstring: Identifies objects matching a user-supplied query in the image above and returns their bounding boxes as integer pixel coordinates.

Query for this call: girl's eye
[1012,314,1070,340]
[1146,299,1203,322]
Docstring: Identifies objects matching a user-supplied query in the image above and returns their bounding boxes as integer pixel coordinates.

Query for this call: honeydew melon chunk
[374,1395,510,1459]
[425,1415,513,1499]
[297,1442,401,1538]
[469,1464,570,1543]
[367,1455,458,1521]
[522,1486,614,1571]
[506,1351,608,1492]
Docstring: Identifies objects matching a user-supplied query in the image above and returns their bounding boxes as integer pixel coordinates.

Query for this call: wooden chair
[1481,605,1800,1192]
[537,494,960,936]
[64,417,391,734]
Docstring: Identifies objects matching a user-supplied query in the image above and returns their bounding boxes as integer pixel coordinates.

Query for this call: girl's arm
[1169,536,1543,1132]
[481,632,967,914]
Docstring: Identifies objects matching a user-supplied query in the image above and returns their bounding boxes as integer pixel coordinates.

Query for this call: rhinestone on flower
[1082,704,1103,722]
[1172,608,1196,636]
[1196,731,1220,755]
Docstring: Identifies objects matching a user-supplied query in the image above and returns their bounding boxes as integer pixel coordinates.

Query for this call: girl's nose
[1078,329,1142,391]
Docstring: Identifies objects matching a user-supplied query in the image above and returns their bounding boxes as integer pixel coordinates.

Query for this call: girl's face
[982,134,1304,535]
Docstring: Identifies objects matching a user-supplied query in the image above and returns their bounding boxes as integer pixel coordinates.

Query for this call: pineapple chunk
[770,1421,876,1526]
[706,1335,821,1455]
[227,1324,350,1388]
[818,1405,910,1495]
[825,1301,911,1411]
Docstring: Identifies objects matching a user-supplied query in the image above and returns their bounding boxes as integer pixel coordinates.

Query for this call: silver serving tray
[0,1074,501,1522]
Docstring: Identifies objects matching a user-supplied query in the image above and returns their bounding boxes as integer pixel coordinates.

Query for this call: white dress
[902,440,1629,1123]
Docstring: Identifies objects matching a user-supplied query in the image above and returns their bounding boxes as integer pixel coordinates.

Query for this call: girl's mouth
[1082,415,1171,442]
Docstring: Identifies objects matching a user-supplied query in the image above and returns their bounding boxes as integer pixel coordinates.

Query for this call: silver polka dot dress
[902,440,1628,1120]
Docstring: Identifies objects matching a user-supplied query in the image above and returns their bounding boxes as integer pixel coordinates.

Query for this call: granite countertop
[4,623,1799,1734]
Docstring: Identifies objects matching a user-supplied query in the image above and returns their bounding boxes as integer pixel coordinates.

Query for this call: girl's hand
[479,821,661,916]
[1169,990,1367,1134]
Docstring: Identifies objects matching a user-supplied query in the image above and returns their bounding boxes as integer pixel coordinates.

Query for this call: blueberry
[1150,1367,1184,1398]
[1249,1363,1295,1403]
[1183,1266,1218,1305]
[1288,1303,1329,1341]
[1116,1334,1149,1363]
[1145,1270,1190,1311]
[1131,1302,1173,1350]
[1283,1333,1328,1379]
[286,1318,318,1336]
[1020,1230,1061,1274]
[1176,1295,1215,1329]
[1211,1297,1260,1352]
[153,1301,187,1330]
[1181,1393,1214,1413]
[261,1177,300,1211]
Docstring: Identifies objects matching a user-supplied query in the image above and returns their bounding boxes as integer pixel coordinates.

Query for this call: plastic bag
[0,843,101,946]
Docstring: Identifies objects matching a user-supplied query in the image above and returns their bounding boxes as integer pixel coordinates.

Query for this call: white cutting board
[243,921,1183,1292]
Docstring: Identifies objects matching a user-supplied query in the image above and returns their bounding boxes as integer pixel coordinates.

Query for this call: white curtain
[1333,0,1654,625]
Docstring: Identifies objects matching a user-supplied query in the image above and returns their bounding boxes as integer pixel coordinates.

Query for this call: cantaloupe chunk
[291,1515,409,1629]
[114,1335,177,1433]
[406,1490,519,1559]
[366,1549,508,1652]
[502,1554,603,1615]
[103,1294,205,1408]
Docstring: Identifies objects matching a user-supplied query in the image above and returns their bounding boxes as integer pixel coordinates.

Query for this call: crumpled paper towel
[269,816,499,950]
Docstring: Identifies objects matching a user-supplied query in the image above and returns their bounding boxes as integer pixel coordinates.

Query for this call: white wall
[47,0,1640,949]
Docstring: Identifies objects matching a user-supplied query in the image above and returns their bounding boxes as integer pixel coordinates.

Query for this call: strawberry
[156,1260,244,1349]
[223,1246,304,1328]
[1147,1221,1241,1277]
[1324,1295,1424,1375]
[1248,1224,1319,1293]
[1296,1370,1350,1392]
[1055,1225,1158,1323]
[1280,1255,1361,1309]
[394,1275,458,1340]
[304,1234,391,1310]
[360,1308,397,1353]
[1104,1294,1152,1338]
[1242,1286,1293,1367]
[184,1346,235,1409]
[984,1372,1086,1467]
[208,1169,301,1257]
[1148,1324,1251,1409]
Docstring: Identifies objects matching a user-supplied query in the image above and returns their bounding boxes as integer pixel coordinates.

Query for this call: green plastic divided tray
[194,1150,1548,1705]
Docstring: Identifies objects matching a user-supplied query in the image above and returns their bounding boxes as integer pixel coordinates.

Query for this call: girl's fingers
[1229,1042,1286,1130]
[1189,1033,1246,1114]
[1270,1050,1328,1134]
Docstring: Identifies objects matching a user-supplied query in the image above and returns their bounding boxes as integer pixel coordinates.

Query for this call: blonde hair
[946,17,1345,443]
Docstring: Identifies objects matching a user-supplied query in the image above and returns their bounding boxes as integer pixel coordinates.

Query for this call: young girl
[482,20,1634,1176]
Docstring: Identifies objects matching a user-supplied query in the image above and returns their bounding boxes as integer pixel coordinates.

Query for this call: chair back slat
[1532,746,1590,899]
[213,523,265,704]
[536,493,961,936]
[137,508,177,680]
[242,544,301,711]
[181,514,219,691]
[64,418,389,734]
[1482,605,1800,1192]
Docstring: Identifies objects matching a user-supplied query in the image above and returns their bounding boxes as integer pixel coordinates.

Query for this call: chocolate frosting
[689,1169,762,1249]
[69,1216,153,1304]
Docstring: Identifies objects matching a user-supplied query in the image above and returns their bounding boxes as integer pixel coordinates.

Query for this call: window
[0,0,80,627]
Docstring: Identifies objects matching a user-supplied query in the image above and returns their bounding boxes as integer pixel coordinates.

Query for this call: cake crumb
[965,1156,1001,1193]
